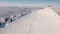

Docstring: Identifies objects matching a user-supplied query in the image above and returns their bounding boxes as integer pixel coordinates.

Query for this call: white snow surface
[0,7,60,34]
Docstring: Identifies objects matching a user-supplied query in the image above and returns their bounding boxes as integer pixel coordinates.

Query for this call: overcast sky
[0,0,60,7]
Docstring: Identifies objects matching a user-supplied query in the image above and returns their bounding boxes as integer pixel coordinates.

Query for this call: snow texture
[0,7,60,34]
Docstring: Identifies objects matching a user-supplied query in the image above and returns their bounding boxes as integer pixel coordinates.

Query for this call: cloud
[0,2,48,7]
[0,0,59,7]
[0,0,58,3]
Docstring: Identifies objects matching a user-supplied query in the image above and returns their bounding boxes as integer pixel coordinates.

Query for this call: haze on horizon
[0,0,60,7]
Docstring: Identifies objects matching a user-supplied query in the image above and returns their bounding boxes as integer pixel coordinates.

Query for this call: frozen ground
[0,7,60,34]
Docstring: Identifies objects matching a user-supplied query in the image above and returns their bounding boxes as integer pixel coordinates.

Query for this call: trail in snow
[28,11,36,34]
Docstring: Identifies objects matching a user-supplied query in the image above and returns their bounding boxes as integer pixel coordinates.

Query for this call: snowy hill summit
[37,7,60,19]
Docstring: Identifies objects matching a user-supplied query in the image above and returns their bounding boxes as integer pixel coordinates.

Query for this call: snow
[37,7,60,18]
[0,7,60,34]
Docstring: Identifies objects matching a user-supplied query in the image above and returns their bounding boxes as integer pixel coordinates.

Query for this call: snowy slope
[0,12,35,34]
[30,7,60,34]
[37,7,60,18]
[0,7,60,34]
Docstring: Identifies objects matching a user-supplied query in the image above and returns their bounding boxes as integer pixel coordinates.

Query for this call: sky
[0,0,60,7]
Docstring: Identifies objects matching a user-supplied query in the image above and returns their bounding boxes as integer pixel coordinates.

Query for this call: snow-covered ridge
[36,7,60,19]
[0,8,30,28]
[0,13,22,28]
[0,7,60,34]
[0,7,40,28]
[0,7,60,28]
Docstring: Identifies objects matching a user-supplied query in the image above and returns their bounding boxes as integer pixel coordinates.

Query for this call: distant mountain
[0,6,40,18]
